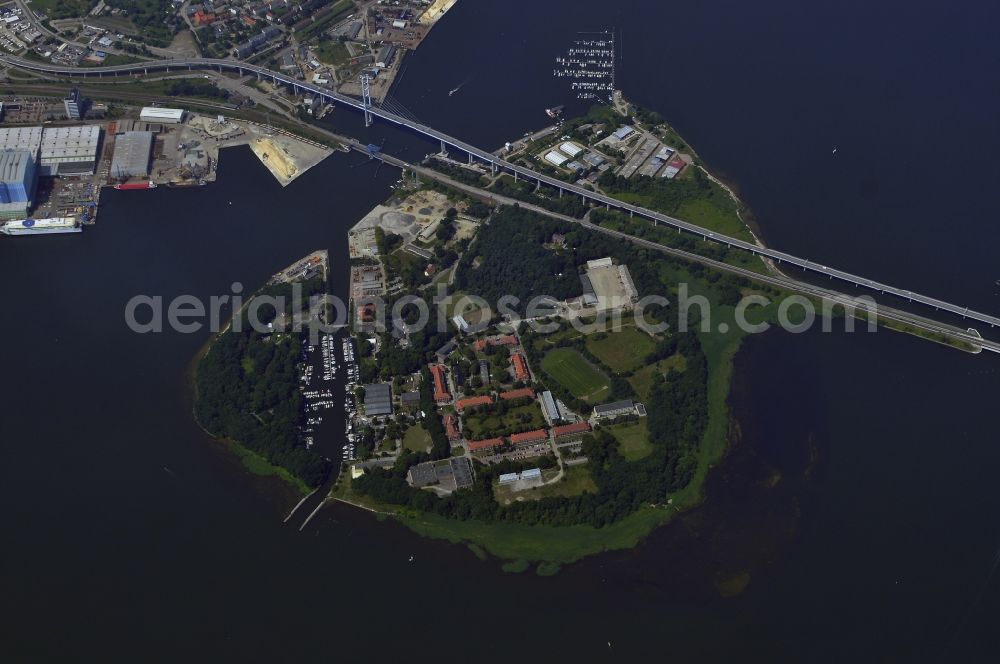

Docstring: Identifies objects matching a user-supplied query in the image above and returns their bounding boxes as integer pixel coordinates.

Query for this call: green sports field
[585,326,657,373]
[541,348,610,400]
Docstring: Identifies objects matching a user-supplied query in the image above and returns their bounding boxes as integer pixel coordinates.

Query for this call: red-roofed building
[511,353,529,381]
[552,421,591,440]
[456,395,493,412]
[429,364,450,403]
[510,429,549,446]
[500,387,535,401]
[193,10,216,25]
[443,414,461,441]
[468,437,505,453]
[473,334,519,352]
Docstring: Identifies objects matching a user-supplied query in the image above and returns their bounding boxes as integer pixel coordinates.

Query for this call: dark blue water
[2,0,999,661]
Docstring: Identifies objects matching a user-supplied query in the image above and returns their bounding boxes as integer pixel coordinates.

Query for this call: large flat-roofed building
[0,150,37,203]
[376,44,396,68]
[0,126,43,155]
[592,399,642,420]
[38,125,101,175]
[407,457,475,491]
[540,391,561,422]
[544,150,568,168]
[0,149,37,219]
[139,107,185,124]
[110,131,154,179]
[363,382,393,417]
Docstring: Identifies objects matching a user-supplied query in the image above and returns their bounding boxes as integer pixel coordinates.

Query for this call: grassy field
[607,420,652,461]
[464,402,545,439]
[629,353,686,400]
[530,466,597,499]
[607,172,753,243]
[402,424,432,453]
[496,465,596,504]
[315,40,352,66]
[585,326,657,373]
[542,348,610,401]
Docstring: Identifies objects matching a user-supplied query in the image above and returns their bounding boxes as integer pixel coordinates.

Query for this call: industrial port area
[0,89,331,236]
[0,0,467,237]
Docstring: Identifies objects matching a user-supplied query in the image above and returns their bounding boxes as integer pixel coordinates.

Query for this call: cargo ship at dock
[0,216,82,236]
[114,181,157,191]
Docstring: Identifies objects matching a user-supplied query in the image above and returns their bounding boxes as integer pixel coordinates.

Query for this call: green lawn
[629,353,686,400]
[585,326,657,373]
[496,465,596,504]
[315,40,351,66]
[607,420,652,461]
[542,348,610,401]
[402,424,431,453]
[464,402,545,439]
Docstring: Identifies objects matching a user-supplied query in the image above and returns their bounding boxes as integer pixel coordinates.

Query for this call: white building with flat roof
[0,126,43,155]
[559,141,584,158]
[586,257,613,270]
[39,125,100,175]
[139,106,185,124]
[544,150,568,167]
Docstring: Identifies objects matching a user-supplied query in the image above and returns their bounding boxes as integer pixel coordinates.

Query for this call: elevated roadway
[3,53,999,331]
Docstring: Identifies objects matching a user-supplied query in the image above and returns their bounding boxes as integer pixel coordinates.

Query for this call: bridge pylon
[361,74,373,127]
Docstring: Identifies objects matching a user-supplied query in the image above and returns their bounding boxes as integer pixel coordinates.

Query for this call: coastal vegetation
[195,278,331,489]
[342,199,794,561]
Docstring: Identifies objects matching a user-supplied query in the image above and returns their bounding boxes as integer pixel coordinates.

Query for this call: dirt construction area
[350,189,453,247]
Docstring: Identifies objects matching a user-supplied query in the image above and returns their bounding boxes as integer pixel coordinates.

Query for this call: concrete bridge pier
[514,171,518,183]
[468,152,473,165]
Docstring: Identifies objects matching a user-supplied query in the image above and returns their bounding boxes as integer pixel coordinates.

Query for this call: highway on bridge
[3,53,999,332]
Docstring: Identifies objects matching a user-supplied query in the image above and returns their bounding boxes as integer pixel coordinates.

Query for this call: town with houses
[339,174,650,500]
[1,0,456,102]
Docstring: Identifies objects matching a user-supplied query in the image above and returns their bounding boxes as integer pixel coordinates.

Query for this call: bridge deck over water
[3,54,997,330]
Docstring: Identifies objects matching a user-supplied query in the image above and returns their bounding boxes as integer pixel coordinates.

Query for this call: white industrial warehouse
[110,131,154,179]
[139,107,185,124]
[0,125,101,176]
